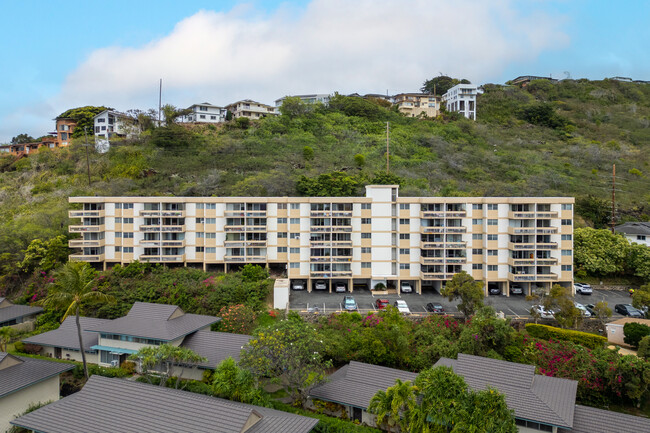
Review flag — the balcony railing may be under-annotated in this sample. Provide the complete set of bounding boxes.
[69,210,104,218]
[535,258,558,265]
[509,212,535,219]
[445,257,467,264]
[536,242,558,249]
[331,226,353,232]
[420,211,445,218]
[446,227,466,233]
[508,258,536,266]
[422,242,445,249]
[309,211,352,217]
[69,225,103,233]
[509,242,536,250]
[421,257,444,264]
[224,225,245,232]
[332,241,353,247]
[536,273,558,280]
[536,212,558,218]
[536,228,558,234]
[446,242,467,248]
[508,272,536,281]
[421,227,444,234]
[421,272,447,280]
[140,211,185,217]
[224,256,266,262]
[68,240,102,247]
[331,256,352,262]
[69,254,104,262]
[446,211,466,217]
[310,271,353,277]
[508,227,535,235]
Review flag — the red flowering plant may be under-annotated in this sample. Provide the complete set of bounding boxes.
[217,304,257,334]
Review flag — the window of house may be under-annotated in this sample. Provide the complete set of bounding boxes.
[562,250,572,256]
[399,248,410,255]
[290,203,300,210]
[278,247,287,253]
[115,246,121,252]
[196,232,204,238]
[399,218,410,225]
[199,106,208,111]
[361,203,371,210]
[561,234,572,241]
[472,234,483,240]
[361,218,371,224]
[199,115,205,119]
[123,203,134,209]
[206,233,216,239]
[399,263,410,270]
[196,247,205,253]
[123,218,133,224]
[290,233,300,239]
[487,234,498,241]
[638,235,646,241]
[472,204,483,210]
[361,233,371,239]
[487,219,498,225]
[196,218,204,224]
[399,233,410,240]
[206,247,216,254]
[472,249,483,255]
[472,264,483,270]
[277,203,287,209]
[472,219,483,225]
[561,204,572,210]
[206,218,216,224]
[399,204,410,210]
[562,219,572,226]
[488,204,498,210]
[206,203,216,210]
[289,262,299,268]
[361,247,371,254]
[290,218,300,224]
[562,265,572,272]
[290,248,300,254]
[277,218,287,224]
[278,232,287,238]
[210,116,217,120]
[361,262,371,268]
[123,247,133,253]
[487,265,498,272]
[115,232,122,238]
[123,232,133,239]
[487,249,497,256]
[196,203,204,209]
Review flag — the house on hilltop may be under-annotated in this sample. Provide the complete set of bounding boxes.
[393,93,440,118]
[442,83,478,120]
[93,109,135,153]
[225,99,277,120]
[615,221,650,247]
[181,103,227,123]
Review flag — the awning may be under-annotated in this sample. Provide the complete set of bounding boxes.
[90,345,138,355]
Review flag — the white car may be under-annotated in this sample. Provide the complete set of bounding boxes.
[400,282,413,293]
[574,302,592,317]
[394,300,411,314]
[531,305,554,319]
[573,283,593,295]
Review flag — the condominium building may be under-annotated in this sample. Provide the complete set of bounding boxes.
[68,185,574,296]
[442,84,478,120]
[225,99,277,120]
[393,93,440,118]
[181,103,227,123]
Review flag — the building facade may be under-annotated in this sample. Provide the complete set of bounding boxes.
[0,136,58,157]
[393,93,440,118]
[68,186,574,296]
[442,84,478,120]
[275,94,331,109]
[614,222,650,247]
[225,99,277,120]
[181,103,227,123]
[54,117,76,147]
[93,110,135,153]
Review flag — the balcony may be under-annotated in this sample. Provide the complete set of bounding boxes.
[310,271,353,278]
[536,228,558,234]
[508,258,536,266]
[246,225,267,232]
[446,227,466,233]
[421,227,444,234]
[331,256,352,262]
[508,227,535,235]
[224,240,267,247]
[69,254,104,262]
[445,257,467,264]
[140,255,184,262]
[420,211,445,218]
[536,273,558,280]
[535,258,558,265]
[446,242,467,248]
[69,225,103,233]
[536,212,558,218]
[68,239,103,248]
[331,210,353,217]
[332,240,353,247]
[446,211,466,217]
[140,210,185,217]
[310,226,330,232]
[225,255,266,262]
[509,212,535,219]
[421,272,447,280]
[509,242,536,250]
[224,225,245,232]
[310,240,329,247]
[69,210,104,218]
[309,211,352,217]
[310,257,331,262]
[508,272,537,282]
[422,242,445,249]
[421,257,444,264]
[331,225,352,233]
[162,225,185,232]
[536,242,558,250]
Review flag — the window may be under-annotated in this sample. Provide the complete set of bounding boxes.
[210,116,217,120]
[123,247,133,253]
[196,218,204,224]
[123,203,134,209]
[115,246,121,252]
[472,264,483,270]
[123,232,133,239]
[206,233,216,239]
[199,106,208,111]
[115,217,122,223]
[561,234,572,241]
[361,218,371,224]
[487,265,498,272]
[115,232,122,238]
[561,204,572,210]
[290,233,300,239]
[277,232,287,238]
[487,249,497,256]
[472,249,482,255]
[97,118,105,123]
[196,247,204,253]
[361,233,371,239]
[206,247,216,254]
[206,218,216,224]
[472,234,483,240]
[290,218,300,224]
[290,248,300,254]
[122,218,133,224]
[361,262,371,268]
[361,247,371,254]
[205,203,216,210]
[400,263,410,270]
[638,235,646,241]
[562,249,572,256]
[277,203,287,209]
[199,115,205,119]
[472,204,483,210]
[278,247,287,253]
[399,204,410,210]
[487,234,498,241]
[399,218,410,225]
[399,233,410,240]
[487,219,498,226]
[472,219,483,225]
[290,203,300,210]
[196,232,204,238]
[562,219,572,226]
[361,203,371,210]
[399,248,410,255]
[562,265,572,272]
[289,263,299,269]
[277,218,287,224]
[487,204,498,210]
[115,203,122,209]
[196,203,204,209]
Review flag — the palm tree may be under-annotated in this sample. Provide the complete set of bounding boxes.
[40,262,114,379]
[369,378,416,432]
[0,326,15,352]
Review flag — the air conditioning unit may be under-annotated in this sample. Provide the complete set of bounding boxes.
[110,360,119,367]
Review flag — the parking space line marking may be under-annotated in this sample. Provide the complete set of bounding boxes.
[507,307,520,318]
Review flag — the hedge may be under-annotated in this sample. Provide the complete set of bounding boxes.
[525,324,607,349]
[623,322,650,348]
[271,402,382,433]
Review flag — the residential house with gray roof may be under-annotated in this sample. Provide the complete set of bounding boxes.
[0,297,43,327]
[615,221,650,247]
[0,352,74,432]
[11,375,319,433]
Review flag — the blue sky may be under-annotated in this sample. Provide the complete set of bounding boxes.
[0,0,648,143]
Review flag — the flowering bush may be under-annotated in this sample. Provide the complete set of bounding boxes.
[218,304,257,334]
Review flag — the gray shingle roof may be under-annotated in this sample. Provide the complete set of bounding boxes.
[435,354,577,428]
[0,303,43,325]
[84,302,219,341]
[23,316,111,352]
[11,375,319,433]
[310,361,418,409]
[558,404,650,433]
[615,222,650,236]
[180,331,251,368]
[0,352,74,398]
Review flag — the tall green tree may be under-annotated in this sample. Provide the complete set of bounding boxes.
[130,344,206,389]
[543,284,581,329]
[421,75,470,96]
[632,283,650,318]
[0,326,15,351]
[40,262,114,379]
[19,235,70,274]
[368,378,417,433]
[10,133,35,144]
[212,357,269,406]
[440,271,484,321]
[574,228,629,277]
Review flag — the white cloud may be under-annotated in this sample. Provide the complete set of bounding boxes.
[1,0,568,141]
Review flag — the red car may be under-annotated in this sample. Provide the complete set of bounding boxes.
[375,298,389,310]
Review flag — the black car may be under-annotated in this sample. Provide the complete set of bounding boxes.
[488,287,502,295]
[425,302,444,313]
[585,304,597,316]
[614,304,643,318]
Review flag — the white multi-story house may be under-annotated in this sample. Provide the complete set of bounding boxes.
[274,94,331,110]
[615,222,650,247]
[67,185,574,297]
[181,103,227,123]
[225,99,277,120]
[93,110,133,153]
[442,84,479,120]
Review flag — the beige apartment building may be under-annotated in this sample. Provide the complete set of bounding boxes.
[393,93,440,118]
[68,185,574,296]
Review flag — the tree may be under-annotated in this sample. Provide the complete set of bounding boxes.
[421,75,470,96]
[19,235,70,274]
[217,304,257,334]
[57,106,111,138]
[296,172,360,197]
[240,314,332,406]
[212,357,269,406]
[574,228,629,277]
[129,344,206,389]
[279,96,314,119]
[592,300,613,327]
[638,336,650,359]
[161,104,192,125]
[440,271,484,320]
[576,196,612,229]
[11,134,35,144]
[0,326,15,351]
[628,243,650,282]
[303,146,314,161]
[40,262,114,379]
[632,283,650,318]
[623,322,650,348]
[543,284,580,329]
[368,378,417,433]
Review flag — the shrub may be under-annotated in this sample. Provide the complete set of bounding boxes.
[623,322,650,348]
[120,360,137,375]
[217,304,257,334]
[638,336,650,359]
[13,341,25,353]
[525,323,607,349]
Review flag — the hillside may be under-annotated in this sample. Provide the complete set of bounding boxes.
[0,79,649,260]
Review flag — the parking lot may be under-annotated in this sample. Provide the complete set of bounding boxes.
[289,288,634,318]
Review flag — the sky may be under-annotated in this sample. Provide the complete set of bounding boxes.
[0,0,648,143]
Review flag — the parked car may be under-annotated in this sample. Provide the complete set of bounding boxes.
[291,281,305,291]
[585,304,597,316]
[401,282,413,293]
[425,302,444,313]
[375,298,389,310]
[510,284,524,295]
[574,302,592,317]
[574,283,593,295]
[314,280,327,291]
[531,305,554,319]
[334,282,347,293]
[343,296,357,311]
[394,300,411,314]
[614,304,643,318]
[488,286,502,295]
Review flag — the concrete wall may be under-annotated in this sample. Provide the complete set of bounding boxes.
[606,323,625,346]
[39,346,96,364]
[0,375,60,432]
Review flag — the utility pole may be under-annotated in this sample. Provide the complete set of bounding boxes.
[386,121,390,173]
[158,78,162,125]
[611,164,616,233]
[83,127,91,186]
